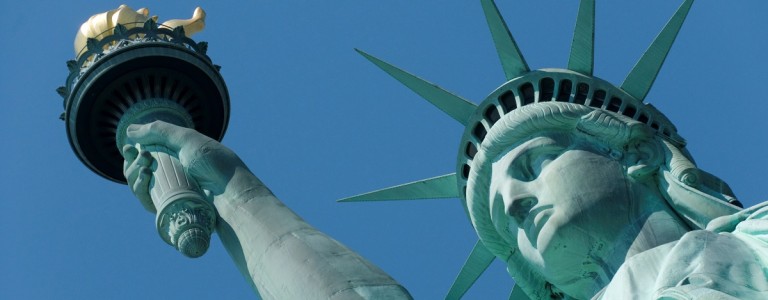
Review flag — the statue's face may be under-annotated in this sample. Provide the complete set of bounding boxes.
[489,132,633,291]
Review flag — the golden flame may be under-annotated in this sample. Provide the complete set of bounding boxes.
[74,4,206,58]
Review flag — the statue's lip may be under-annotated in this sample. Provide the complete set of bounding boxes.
[522,205,552,248]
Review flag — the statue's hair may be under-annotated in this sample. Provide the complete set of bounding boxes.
[466,102,738,299]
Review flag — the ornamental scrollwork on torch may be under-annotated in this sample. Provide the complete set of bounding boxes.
[157,199,217,258]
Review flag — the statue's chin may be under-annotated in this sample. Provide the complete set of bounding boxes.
[529,231,613,299]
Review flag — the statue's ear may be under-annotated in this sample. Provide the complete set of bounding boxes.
[625,137,663,179]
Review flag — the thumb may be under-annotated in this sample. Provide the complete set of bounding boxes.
[125,121,191,153]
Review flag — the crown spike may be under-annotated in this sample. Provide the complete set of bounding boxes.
[445,240,495,299]
[567,0,595,75]
[480,0,530,80]
[337,173,458,202]
[621,0,694,101]
[355,49,477,126]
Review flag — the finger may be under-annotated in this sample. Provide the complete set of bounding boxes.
[121,144,138,163]
[126,121,211,153]
[135,149,152,167]
[124,150,152,185]
[133,167,151,198]
[133,167,155,212]
[122,145,138,180]
[126,122,183,152]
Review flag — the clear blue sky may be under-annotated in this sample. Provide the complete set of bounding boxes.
[1,1,767,299]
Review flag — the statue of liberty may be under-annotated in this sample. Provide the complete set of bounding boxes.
[66,0,768,299]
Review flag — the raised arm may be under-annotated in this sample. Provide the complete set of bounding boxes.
[122,121,412,300]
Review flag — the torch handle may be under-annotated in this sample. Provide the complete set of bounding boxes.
[142,144,204,207]
[136,143,217,258]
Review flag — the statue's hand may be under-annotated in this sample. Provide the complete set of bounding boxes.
[121,120,253,208]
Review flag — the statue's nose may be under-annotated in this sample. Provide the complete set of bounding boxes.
[500,178,538,227]
[505,194,538,228]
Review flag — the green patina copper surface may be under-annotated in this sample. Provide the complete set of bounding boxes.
[355,49,477,126]
[339,174,458,202]
[446,240,495,299]
[567,0,594,76]
[344,0,767,299]
[480,0,529,80]
[64,1,768,300]
[621,0,694,101]
[64,5,412,300]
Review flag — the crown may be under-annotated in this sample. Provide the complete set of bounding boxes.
[340,0,695,298]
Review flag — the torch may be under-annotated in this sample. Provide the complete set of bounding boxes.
[58,7,229,258]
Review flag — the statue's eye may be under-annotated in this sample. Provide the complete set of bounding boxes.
[530,153,556,177]
[515,147,562,181]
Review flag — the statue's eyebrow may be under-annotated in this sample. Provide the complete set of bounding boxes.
[505,136,562,166]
